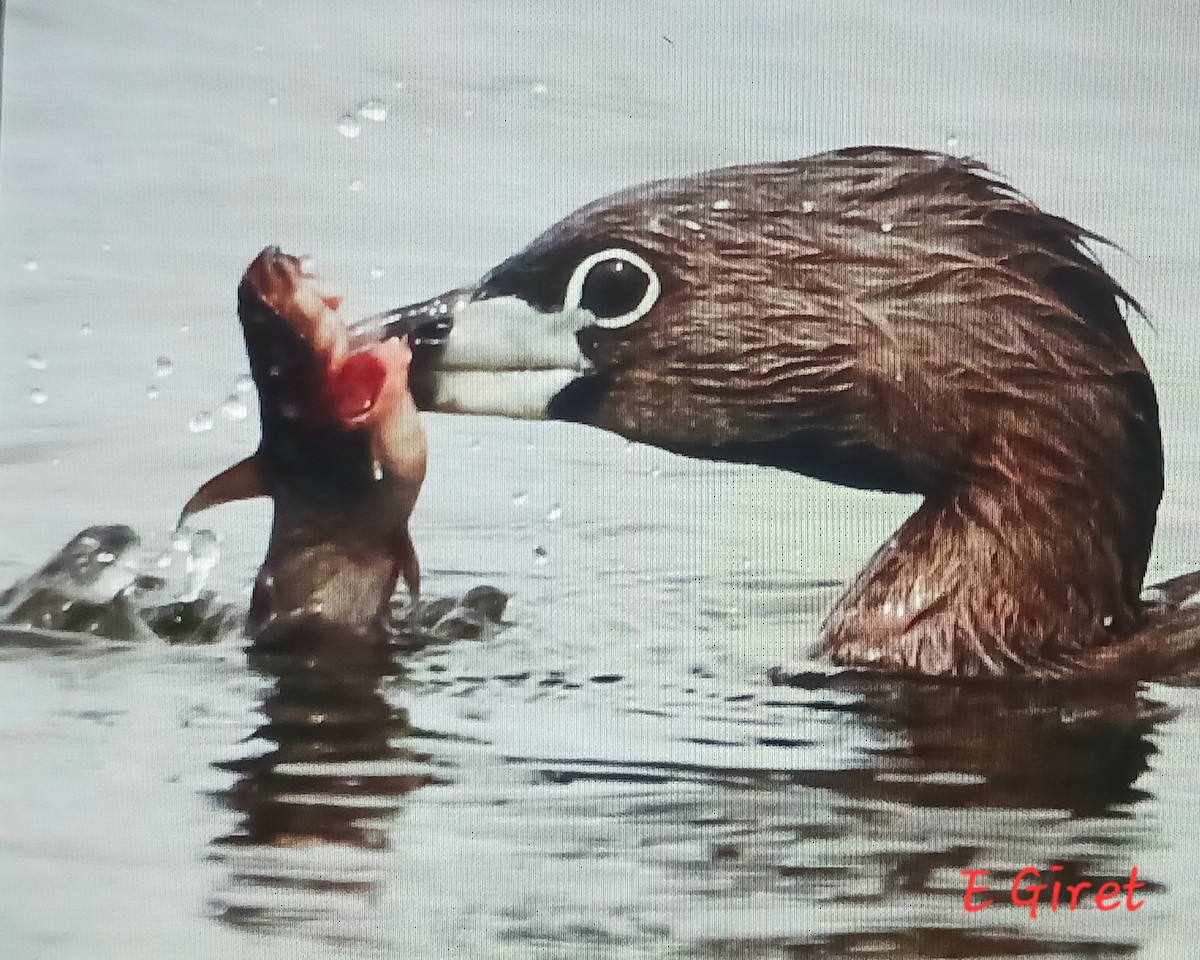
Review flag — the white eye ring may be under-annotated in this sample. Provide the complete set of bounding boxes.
[562,248,660,329]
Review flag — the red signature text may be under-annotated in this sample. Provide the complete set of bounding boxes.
[961,866,1146,918]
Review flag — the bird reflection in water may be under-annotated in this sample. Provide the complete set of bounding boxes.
[758,671,1168,959]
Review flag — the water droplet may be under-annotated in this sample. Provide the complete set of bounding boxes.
[178,324,190,334]
[532,82,548,96]
[26,353,46,370]
[370,266,384,279]
[394,80,407,90]
[29,388,47,405]
[267,95,279,106]
[533,546,549,564]
[880,222,894,234]
[651,468,662,479]
[682,219,703,232]
[146,385,160,400]
[348,179,363,192]
[712,199,732,211]
[254,44,265,53]
[79,321,92,337]
[220,394,248,421]
[155,356,174,378]
[297,256,316,276]
[946,133,960,151]
[235,374,253,394]
[801,200,816,214]
[512,491,528,506]
[546,504,563,521]
[357,99,387,122]
[99,243,111,252]
[188,411,214,434]
[337,114,362,138]
[372,459,384,481]
[23,258,38,272]
[96,551,115,564]
[469,438,481,451]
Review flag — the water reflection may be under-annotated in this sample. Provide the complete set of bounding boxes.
[210,622,442,937]
[197,618,1171,956]
[737,674,1168,958]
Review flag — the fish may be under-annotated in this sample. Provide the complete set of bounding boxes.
[180,247,427,641]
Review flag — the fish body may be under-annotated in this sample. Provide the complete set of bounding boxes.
[183,248,426,640]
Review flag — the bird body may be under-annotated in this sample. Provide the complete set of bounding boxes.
[371,147,1200,681]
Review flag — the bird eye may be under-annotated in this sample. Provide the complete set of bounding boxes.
[563,249,660,328]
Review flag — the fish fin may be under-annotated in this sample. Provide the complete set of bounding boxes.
[178,456,265,528]
[396,529,420,602]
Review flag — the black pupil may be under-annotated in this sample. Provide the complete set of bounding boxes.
[579,259,650,319]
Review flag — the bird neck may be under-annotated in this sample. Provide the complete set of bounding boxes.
[816,425,1160,678]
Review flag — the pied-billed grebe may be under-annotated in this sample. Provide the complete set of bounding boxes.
[363,147,1199,681]
[181,247,427,640]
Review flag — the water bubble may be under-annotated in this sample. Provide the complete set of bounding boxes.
[155,356,174,378]
[95,551,115,564]
[146,385,160,400]
[880,222,894,234]
[801,200,816,214]
[267,95,279,106]
[348,179,363,192]
[234,374,253,394]
[469,438,481,451]
[532,82,548,96]
[370,266,384,279]
[512,491,528,506]
[79,321,92,337]
[99,243,112,252]
[372,459,384,481]
[23,258,38,272]
[29,388,47,405]
[682,219,703,233]
[357,99,387,122]
[712,199,732,211]
[651,468,662,479]
[337,114,362,138]
[26,353,46,370]
[394,80,407,90]
[190,529,219,564]
[220,394,248,421]
[946,133,960,151]
[533,545,549,564]
[178,324,190,334]
[188,411,214,434]
[546,504,563,521]
[254,44,265,53]
[297,256,315,276]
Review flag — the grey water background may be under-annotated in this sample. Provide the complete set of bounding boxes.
[3,1,1200,957]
